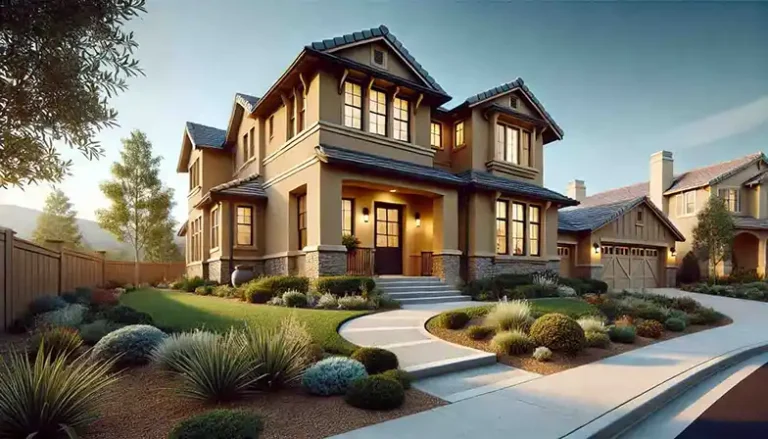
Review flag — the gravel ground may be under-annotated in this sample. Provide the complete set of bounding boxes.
[85,366,445,439]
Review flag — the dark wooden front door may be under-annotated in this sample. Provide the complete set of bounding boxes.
[374,202,403,275]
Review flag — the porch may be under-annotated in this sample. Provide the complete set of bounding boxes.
[727,230,768,277]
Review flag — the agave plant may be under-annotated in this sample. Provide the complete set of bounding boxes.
[0,348,117,438]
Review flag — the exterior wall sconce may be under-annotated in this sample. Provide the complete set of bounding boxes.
[670,246,676,257]
[415,212,421,227]
[362,207,370,223]
[592,243,600,254]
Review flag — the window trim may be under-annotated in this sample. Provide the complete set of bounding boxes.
[210,206,220,250]
[268,115,274,139]
[343,81,363,130]
[511,202,526,256]
[248,127,255,160]
[297,194,307,250]
[529,205,541,257]
[496,200,508,255]
[454,121,465,149]
[676,190,697,216]
[368,88,387,136]
[430,121,442,149]
[342,198,355,236]
[236,205,253,247]
[718,188,740,213]
[393,97,410,142]
[189,158,200,191]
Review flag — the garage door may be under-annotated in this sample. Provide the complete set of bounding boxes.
[601,245,661,291]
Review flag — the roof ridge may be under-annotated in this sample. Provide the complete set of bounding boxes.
[674,152,763,178]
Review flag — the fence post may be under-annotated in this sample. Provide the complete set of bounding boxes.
[96,251,107,287]
[2,228,15,330]
[45,240,65,294]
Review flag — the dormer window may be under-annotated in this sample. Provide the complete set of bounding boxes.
[372,47,387,68]
[495,123,531,167]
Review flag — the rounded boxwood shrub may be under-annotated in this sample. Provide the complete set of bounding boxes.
[302,357,368,396]
[436,311,470,330]
[664,317,686,332]
[194,285,213,296]
[104,305,153,325]
[168,409,263,439]
[671,296,700,312]
[636,320,664,338]
[344,375,405,410]
[243,282,273,304]
[351,347,399,374]
[490,330,534,355]
[689,307,722,325]
[608,325,636,344]
[466,325,495,340]
[379,369,412,390]
[92,324,166,365]
[529,313,586,354]
[584,330,611,348]
[282,290,308,308]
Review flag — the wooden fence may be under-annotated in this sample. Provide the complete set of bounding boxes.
[1,227,185,330]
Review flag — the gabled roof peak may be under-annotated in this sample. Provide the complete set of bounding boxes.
[185,122,226,149]
[235,93,260,114]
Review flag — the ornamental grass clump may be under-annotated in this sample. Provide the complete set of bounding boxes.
[151,329,220,372]
[27,327,83,360]
[0,348,117,438]
[302,357,368,396]
[529,313,586,354]
[337,295,370,310]
[490,330,535,355]
[466,325,495,340]
[532,346,552,362]
[484,300,532,331]
[577,316,607,334]
[282,290,308,308]
[316,293,339,309]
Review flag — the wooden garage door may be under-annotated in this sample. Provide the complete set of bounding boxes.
[601,245,661,291]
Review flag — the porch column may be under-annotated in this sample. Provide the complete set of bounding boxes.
[432,191,461,285]
[304,166,346,278]
[759,238,767,278]
[466,191,496,280]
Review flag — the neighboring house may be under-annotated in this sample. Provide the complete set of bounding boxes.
[560,150,768,288]
[176,25,577,285]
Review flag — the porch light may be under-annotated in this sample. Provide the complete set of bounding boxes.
[415,212,421,227]
[390,189,397,193]
[670,246,676,257]
[592,243,600,254]
[362,207,370,223]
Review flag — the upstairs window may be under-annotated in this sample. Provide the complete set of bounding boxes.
[393,97,409,142]
[495,123,531,167]
[454,121,465,148]
[369,89,387,136]
[430,122,442,149]
[189,159,200,189]
[511,202,526,256]
[236,206,253,246]
[676,191,696,216]
[248,127,255,159]
[520,129,531,167]
[718,188,740,212]
[343,82,362,129]
[372,47,387,68]
[268,115,274,139]
[288,95,296,139]
[496,200,508,254]
[242,132,250,162]
[510,96,518,108]
[297,90,305,132]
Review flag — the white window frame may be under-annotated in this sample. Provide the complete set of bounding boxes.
[676,191,697,216]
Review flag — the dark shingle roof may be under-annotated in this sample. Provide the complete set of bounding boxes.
[579,182,650,208]
[235,93,260,114]
[185,122,226,149]
[733,215,768,231]
[460,170,578,206]
[316,145,465,186]
[307,25,446,94]
[210,174,267,198]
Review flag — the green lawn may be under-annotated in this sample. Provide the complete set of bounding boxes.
[120,289,367,355]
[446,298,600,320]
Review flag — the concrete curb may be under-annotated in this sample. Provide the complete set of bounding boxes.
[562,339,768,439]
[405,352,497,379]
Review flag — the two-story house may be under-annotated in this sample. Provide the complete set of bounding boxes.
[559,151,768,288]
[176,25,577,285]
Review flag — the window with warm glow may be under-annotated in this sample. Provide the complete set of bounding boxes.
[298,195,307,249]
[529,205,540,257]
[369,89,387,135]
[393,97,409,141]
[430,122,442,149]
[511,202,525,255]
[454,121,465,148]
[718,188,740,212]
[236,206,253,246]
[268,115,274,138]
[343,82,362,129]
[210,207,220,249]
[495,124,519,164]
[496,200,508,254]
[342,198,354,236]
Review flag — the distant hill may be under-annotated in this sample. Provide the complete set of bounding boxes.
[0,204,184,259]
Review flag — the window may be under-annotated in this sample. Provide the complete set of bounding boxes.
[375,207,400,247]
[637,210,644,223]
[454,121,465,148]
[248,127,255,160]
[289,95,296,139]
[242,132,250,162]
[495,124,519,164]
[342,198,354,236]
[369,89,387,135]
[557,246,570,257]
[496,200,508,254]
[344,82,362,129]
[236,206,253,246]
[372,48,386,68]
[189,159,200,189]
[520,129,531,167]
[529,205,540,257]
[190,217,202,261]
[676,191,696,216]
[210,207,220,249]
[430,122,442,149]
[268,115,274,139]
[393,97,409,141]
[718,188,740,212]
[297,194,307,250]
[511,202,525,255]
[297,91,305,132]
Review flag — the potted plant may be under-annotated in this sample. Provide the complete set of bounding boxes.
[342,234,361,252]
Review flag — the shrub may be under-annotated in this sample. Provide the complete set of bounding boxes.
[597,298,621,320]
[369,291,401,310]
[314,276,375,296]
[194,285,213,296]
[345,375,405,410]
[689,307,723,325]
[303,357,368,396]
[608,325,636,343]
[677,251,702,284]
[484,300,531,331]
[79,319,124,345]
[28,327,83,359]
[514,284,559,299]
[490,330,535,355]
[28,295,67,315]
[436,311,470,330]
[585,330,611,348]
[532,346,552,362]
[464,274,531,300]
[342,234,361,251]
[92,324,167,366]
[213,285,236,298]
[379,369,412,390]
[577,316,607,334]
[104,305,153,325]
[337,295,371,310]
[671,296,700,313]
[266,296,284,306]
[466,325,495,340]
[151,330,220,372]
[582,278,609,294]
[243,282,274,304]
[90,288,119,306]
[35,304,87,329]
[665,317,686,332]
[636,320,664,338]
[61,291,83,305]
[168,409,263,439]
[171,278,186,290]
[351,347,399,374]
[557,285,578,297]
[254,275,310,294]
[183,276,206,293]
[316,293,339,309]
[0,347,117,438]
[529,313,586,354]
[282,290,308,308]
[558,278,590,295]
[667,309,690,324]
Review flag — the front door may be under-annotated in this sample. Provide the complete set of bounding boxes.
[374,202,403,275]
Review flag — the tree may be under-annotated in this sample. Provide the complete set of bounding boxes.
[1,0,146,189]
[32,189,83,247]
[692,195,736,278]
[144,219,183,262]
[96,130,175,283]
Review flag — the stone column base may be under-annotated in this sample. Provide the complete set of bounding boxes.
[433,254,461,286]
[494,259,548,275]
[264,257,289,276]
[467,256,494,280]
[304,250,346,278]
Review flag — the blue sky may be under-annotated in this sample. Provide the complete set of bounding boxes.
[1,0,766,223]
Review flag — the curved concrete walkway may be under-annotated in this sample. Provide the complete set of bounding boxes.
[333,289,768,439]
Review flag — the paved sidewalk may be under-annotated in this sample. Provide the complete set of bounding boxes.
[332,289,768,439]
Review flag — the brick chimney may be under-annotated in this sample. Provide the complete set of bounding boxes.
[650,151,673,214]
[567,179,586,203]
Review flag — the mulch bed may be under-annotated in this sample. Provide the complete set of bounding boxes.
[429,316,732,375]
[84,366,444,439]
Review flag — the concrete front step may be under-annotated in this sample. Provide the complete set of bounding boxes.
[387,290,464,299]
[397,295,472,305]
[381,284,456,291]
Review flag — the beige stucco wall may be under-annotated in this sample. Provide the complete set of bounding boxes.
[335,42,421,84]
[667,186,710,263]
